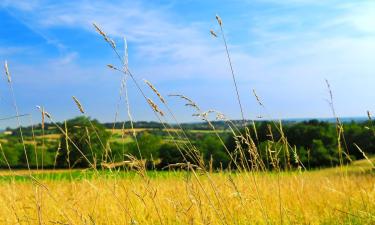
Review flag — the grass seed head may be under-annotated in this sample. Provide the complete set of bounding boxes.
[124,36,129,70]
[147,98,164,116]
[37,105,50,120]
[36,105,45,130]
[93,22,106,37]
[44,111,51,119]
[252,89,263,106]
[72,96,85,114]
[93,22,116,48]
[367,110,372,120]
[144,79,165,103]
[110,39,116,48]
[169,94,200,111]
[107,64,118,70]
[4,61,11,83]
[216,14,223,26]
[210,30,218,38]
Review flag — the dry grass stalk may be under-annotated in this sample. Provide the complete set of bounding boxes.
[162,163,201,170]
[92,23,116,49]
[213,15,246,126]
[4,60,11,83]
[172,95,244,171]
[366,110,375,136]
[169,94,201,111]
[92,25,204,176]
[93,23,106,37]
[44,111,51,119]
[210,30,217,38]
[325,79,352,165]
[107,64,117,70]
[147,98,164,116]
[252,89,264,107]
[144,79,165,103]
[3,60,31,172]
[72,96,85,114]
[353,143,374,169]
[36,105,45,130]
[123,36,129,70]
[101,160,140,169]
[215,15,222,26]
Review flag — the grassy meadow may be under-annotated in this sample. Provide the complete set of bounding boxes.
[0,162,373,224]
[0,16,374,225]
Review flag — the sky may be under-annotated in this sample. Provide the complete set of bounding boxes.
[0,0,374,127]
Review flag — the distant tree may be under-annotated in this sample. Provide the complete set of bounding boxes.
[0,143,21,168]
[199,135,229,169]
[56,116,110,168]
[110,142,129,162]
[158,143,185,169]
[309,139,336,167]
[344,122,375,160]
[128,132,162,161]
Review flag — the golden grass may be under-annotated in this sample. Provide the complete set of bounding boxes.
[0,169,373,224]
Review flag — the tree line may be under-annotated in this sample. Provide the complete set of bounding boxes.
[0,117,373,170]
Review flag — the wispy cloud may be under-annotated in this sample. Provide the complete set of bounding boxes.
[0,0,41,11]
[2,1,210,59]
[0,0,374,122]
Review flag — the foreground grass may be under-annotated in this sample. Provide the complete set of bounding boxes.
[0,165,373,224]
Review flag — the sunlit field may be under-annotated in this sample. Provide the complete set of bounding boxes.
[0,161,373,225]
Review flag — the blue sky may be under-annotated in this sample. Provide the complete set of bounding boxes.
[0,0,374,127]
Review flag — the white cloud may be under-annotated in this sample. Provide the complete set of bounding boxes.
[1,0,374,120]
[3,1,208,58]
[0,0,41,11]
[1,0,243,78]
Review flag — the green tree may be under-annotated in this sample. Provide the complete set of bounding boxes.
[56,117,110,168]
[199,135,229,169]
[128,132,162,161]
[158,143,185,169]
[310,139,335,167]
[0,143,21,168]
